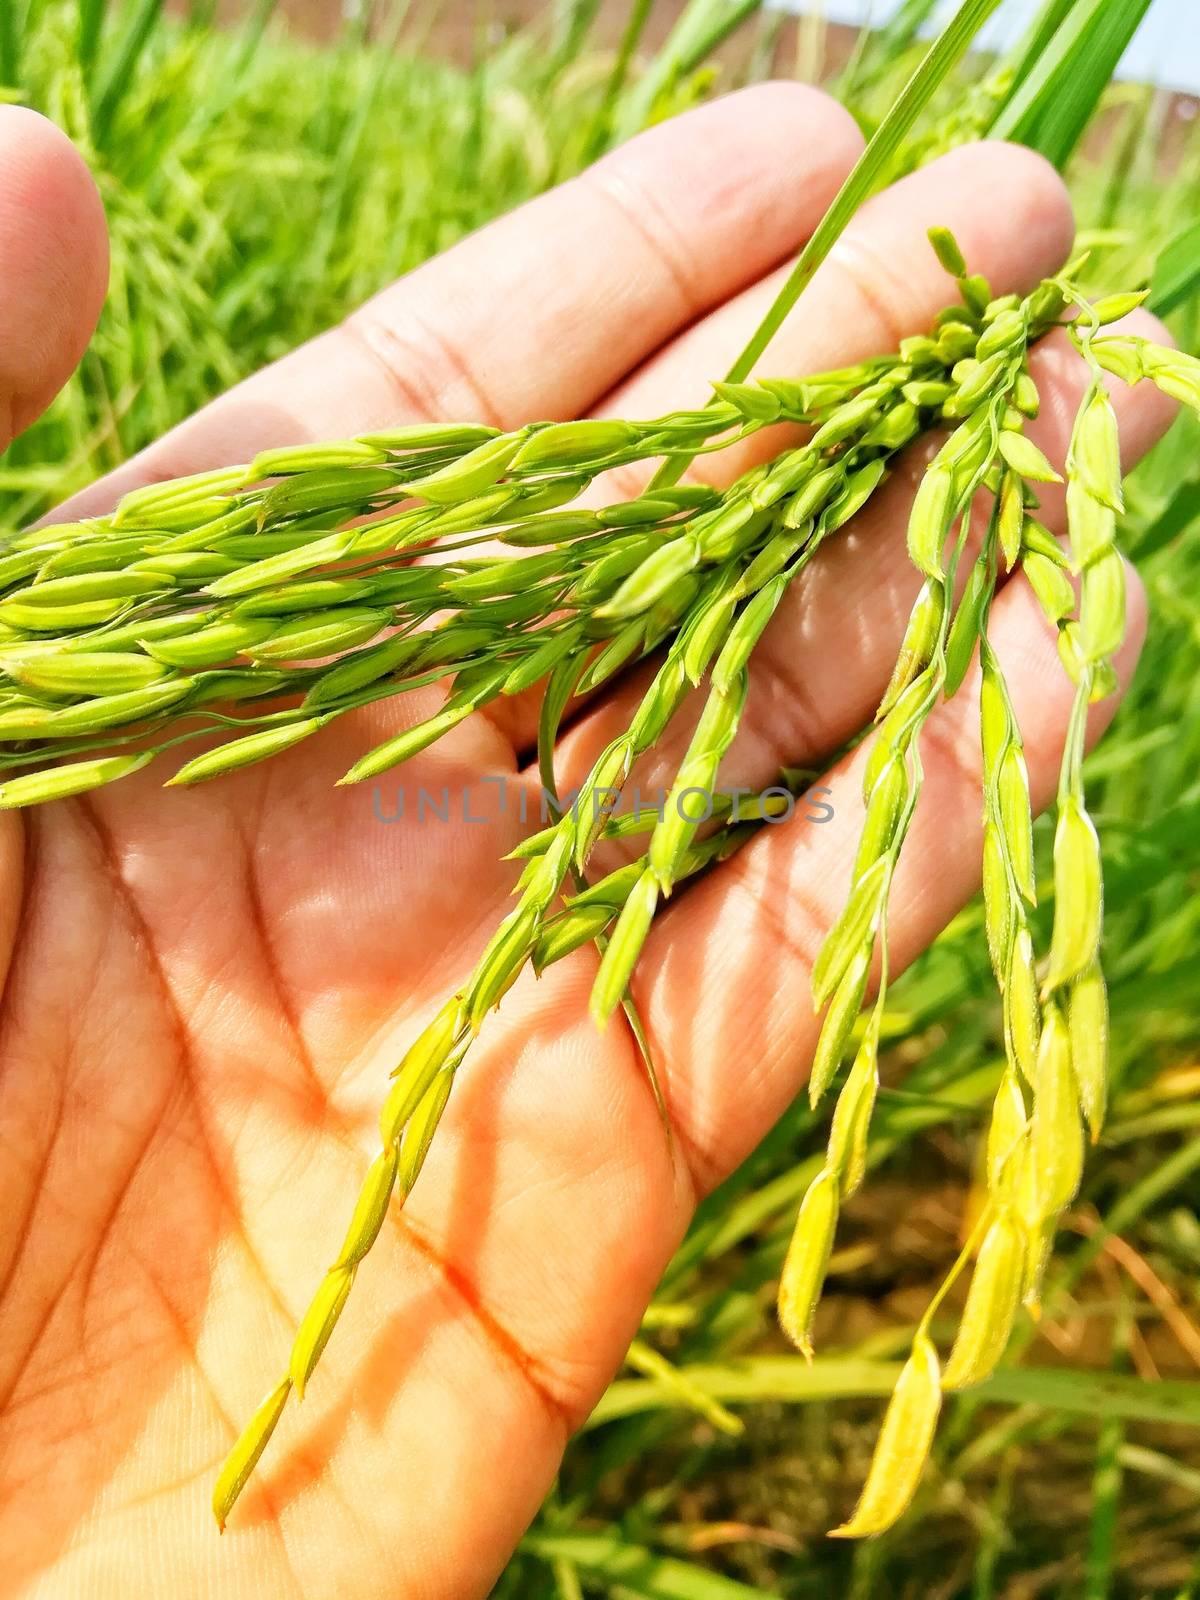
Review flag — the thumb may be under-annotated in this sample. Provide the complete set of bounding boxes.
[0,105,108,451]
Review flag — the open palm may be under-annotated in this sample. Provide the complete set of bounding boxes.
[0,93,1173,1598]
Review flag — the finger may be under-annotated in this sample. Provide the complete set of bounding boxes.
[0,107,107,449]
[58,83,863,518]
[632,550,1148,1192]
[548,308,1176,826]
[595,140,1076,494]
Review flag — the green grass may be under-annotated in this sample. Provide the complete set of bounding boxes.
[5,1,1200,1593]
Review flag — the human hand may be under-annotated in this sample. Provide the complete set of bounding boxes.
[0,88,1175,1598]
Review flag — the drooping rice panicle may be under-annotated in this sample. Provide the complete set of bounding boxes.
[206,258,1042,1520]
[778,246,1046,1364]
[774,248,1133,1532]
[797,303,1200,1541]
[0,236,1174,1534]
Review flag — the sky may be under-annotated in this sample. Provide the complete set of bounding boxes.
[772,0,1200,94]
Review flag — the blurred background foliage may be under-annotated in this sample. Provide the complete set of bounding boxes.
[3,1,1200,1593]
